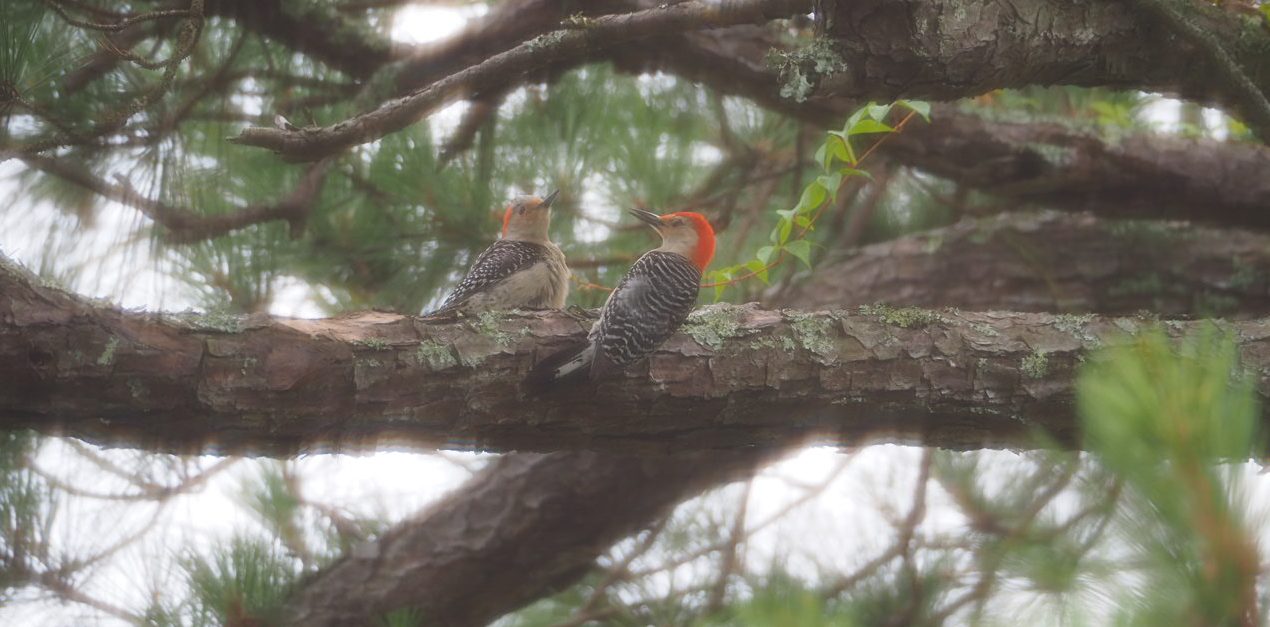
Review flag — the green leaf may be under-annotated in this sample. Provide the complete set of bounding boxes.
[745,259,771,284]
[777,218,793,244]
[794,181,827,215]
[794,215,813,228]
[816,173,843,199]
[866,102,892,121]
[814,142,829,170]
[756,245,776,264]
[786,239,812,268]
[896,99,932,121]
[847,119,894,136]
[839,167,874,181]
[822,134,852,169]
[842,107,867,134]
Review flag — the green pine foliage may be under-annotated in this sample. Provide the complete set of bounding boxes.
[1079,329,1262,625]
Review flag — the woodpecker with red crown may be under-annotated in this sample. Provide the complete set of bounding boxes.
[428,191,568,317]
[527,208,716,387]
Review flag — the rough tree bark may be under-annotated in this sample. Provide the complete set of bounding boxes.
[818,0,1270,137]
[4,255,1269,457]
[784,211,1270,317]
[283,449,772,626]
[228,0,1270,159]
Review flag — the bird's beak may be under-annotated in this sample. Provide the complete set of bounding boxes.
[541,189,560,209]
[628,208,664,230]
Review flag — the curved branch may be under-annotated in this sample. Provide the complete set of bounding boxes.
[227,0,812,159]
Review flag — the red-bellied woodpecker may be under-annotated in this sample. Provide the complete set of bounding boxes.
[429,191,569,316]
[527,208,716,387]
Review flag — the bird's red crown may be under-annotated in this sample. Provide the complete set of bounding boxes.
[662,211,716,271]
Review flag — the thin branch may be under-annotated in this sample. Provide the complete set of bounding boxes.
[21,155,331,243]
[229,0,812,160]
[552,518,671,627]
[705,479,752,612]
[42,0,193,33]
[630,456,852,578]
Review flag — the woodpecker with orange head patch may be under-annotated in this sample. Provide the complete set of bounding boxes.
[429,191,568,316]
[528,208,715,387]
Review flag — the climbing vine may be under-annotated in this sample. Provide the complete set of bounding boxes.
[702,100,930,298]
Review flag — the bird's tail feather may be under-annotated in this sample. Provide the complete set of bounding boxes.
[524,341,593,394]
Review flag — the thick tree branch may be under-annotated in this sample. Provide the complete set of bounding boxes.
[817,0,1270,139]
[647,31,1270,230]
[203,0,397,79]
[3,256,1269,456]
[20,155,330,242]
[785,211,1270,317]
[283,449,773,626]
[882,109,1270,230]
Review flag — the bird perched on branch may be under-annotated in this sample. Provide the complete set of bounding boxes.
[427,191,568,317]
[527,208,715,388]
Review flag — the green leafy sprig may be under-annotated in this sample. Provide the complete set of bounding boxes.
[702,100,930,299]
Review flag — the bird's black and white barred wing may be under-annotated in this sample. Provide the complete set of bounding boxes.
[430,240,549,315]
[590,251,701,376]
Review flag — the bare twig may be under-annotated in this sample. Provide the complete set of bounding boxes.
[42,0,193,33]
[229,0,812,160]
[21,155,332,242]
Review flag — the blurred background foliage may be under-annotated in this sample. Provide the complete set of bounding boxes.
[1,0,1268,625]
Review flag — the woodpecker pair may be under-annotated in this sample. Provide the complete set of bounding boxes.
[429,191,716,387]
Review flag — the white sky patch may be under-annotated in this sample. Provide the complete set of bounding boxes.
[391,4,488,45]
[268,276,327,319]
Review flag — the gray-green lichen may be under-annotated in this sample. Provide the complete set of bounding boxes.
[414,340,458,370]
[788,312,835,357]
[563,12,593,28]
[749,335,797,351]
[683,306,746,350]
[858,304,944,329]
[526,31,567,51]
[767,38,846,102]
[1021,350,1049,379]
[356,338,390,350]
[968,322,1000,338]
[470,311,517,347]
[184,310,244,333]
[97,336,119,366]
[1054,313,1100,346]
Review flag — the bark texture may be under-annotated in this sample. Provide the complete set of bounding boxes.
[786,212,1270,317]
[228,0,1270,159]
[4,255,1270,456]
[284,449,771,626]
[883,110,1270,231]
[819,0,1270,136]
